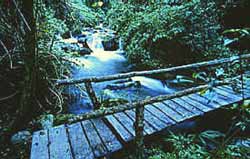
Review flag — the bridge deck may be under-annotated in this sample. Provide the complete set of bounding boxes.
[30,85,250,159]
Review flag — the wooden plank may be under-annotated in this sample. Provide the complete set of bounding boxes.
[153,102,184,122]
[30,130,49,159]
[91,119,122,153]
[105,115,133,142]
[172,98,204,115]
[181,95,213,112]
[81,120,107,158]
[189,89,227,106]
[220,85,242,95]
[221,85,249,98]
[214,87,242,102]
[49,125,73,159]
[145,105,174,126]
[142,107,167,131]
[212,90,236,105]
[113,112,135,136]
[202,90,229,106]
[67,122,94,159]
[163,100,194,119]
[188,93,221,108]
[125,110,155,135]
[217,86,243,98]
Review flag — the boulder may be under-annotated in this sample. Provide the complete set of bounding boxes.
[79,47,92,55]
[77,37,92,49]
[11,131,31,145]
[61,31,72,39]
[102,38,119,51]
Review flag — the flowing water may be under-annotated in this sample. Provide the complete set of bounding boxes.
[65,27,177,114]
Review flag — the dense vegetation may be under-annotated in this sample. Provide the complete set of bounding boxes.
[0,0,250,158]
[106,0,250,69]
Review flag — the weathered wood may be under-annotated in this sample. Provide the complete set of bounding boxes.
[207,91,233,106]
[81,120,107,158]
[172,98,204,115]
[182,95,213,112]
[135,104,145,159]
[143,107,167,131]
[56,54,250,85]
[213,88,238,103]
[219,85,242,96]
[125,110,155,135]
[145,105,175,126]
[30,130,49,159]
[189,94,221,108]
[90,119,122,153]
[31,84,250,159]
[153,102,183,122]
[67,122,94,159]
[163,100,194,119]
[85,82,100,110]
[67,83,226,124]
[214,87,242,102]
[222,85,250,98]
[114,112,135,136]
[105,115,133,142]
[49,125,73,159]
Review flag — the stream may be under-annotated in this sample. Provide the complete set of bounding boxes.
[63,26,178,114]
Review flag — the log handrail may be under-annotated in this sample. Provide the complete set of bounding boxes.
[67,81,228,123]
[56,54,250,85]
[56,54,250,158]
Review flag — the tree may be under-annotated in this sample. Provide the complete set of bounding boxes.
[11,0,37,132]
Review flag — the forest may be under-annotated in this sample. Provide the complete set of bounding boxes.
[0,0,250,158]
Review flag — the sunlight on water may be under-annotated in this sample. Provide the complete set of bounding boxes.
[131,76,174,93]
[67,26,176,114]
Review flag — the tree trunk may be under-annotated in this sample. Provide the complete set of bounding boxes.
[12,0,37,132]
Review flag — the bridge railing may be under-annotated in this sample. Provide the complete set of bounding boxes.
[56,54,250,158]
[57,54,250,109]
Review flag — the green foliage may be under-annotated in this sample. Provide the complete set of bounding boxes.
[107,0,230,69]
[35,1,70,113]
[148,149,177,159]
[66,0,104,31]
[148,130,250,159]
[46,0,104,33]
[165,133,209,158]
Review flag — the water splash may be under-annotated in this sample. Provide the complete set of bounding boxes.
[131,76,174,94]
[67,27,176,114]
[87,32,104,52]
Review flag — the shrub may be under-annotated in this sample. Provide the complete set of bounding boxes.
[107,0,231,69]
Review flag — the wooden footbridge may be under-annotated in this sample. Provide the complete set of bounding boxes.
[30,54,250,159]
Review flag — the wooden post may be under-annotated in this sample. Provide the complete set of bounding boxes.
[85,82,100,110]
[135,104,145,159]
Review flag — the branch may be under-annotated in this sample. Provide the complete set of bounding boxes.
[0,91,19,102]
[12,0,31,31]
[0,39,13,68]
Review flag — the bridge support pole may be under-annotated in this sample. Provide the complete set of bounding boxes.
[85,82,100,110]
[135,104,145,159]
